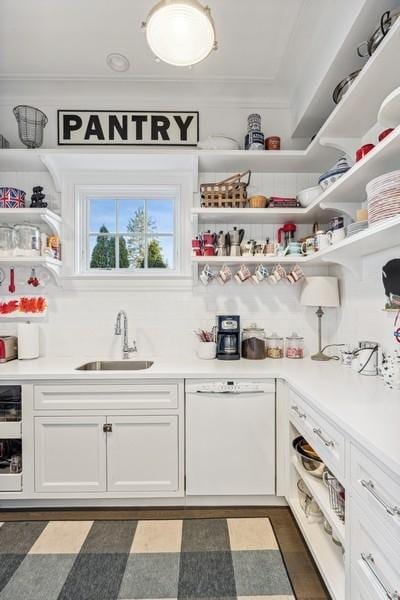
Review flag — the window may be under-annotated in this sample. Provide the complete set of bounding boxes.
[78,186,179,274]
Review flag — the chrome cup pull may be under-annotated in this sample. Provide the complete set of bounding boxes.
[360,479,400,517]
[312,427,334,447]
[361,553,399,599]
[291,405,306,418]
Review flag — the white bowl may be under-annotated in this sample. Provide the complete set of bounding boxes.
[296,185,322,207]
[197,135,240,150]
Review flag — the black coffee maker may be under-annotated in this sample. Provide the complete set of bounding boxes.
[216,315,240,360]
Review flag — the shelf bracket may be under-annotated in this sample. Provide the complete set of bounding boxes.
[321,252,362,280]
[40,212,62,238]
[319,136,361,158]
[39,154,62,193]
[320,201,361,221]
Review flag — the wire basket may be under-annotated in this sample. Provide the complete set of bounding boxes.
[324,471,345,522]
[13,105,48,149]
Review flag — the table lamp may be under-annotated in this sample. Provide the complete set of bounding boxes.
[300,276,340,361]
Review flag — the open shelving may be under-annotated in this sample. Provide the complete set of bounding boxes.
[0,208,61,237]
[288,497,345,600]
[291,456,345,546]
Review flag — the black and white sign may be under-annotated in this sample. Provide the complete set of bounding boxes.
[58,110,199,146]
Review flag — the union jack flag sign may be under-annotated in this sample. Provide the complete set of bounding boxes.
[0,187,26,208]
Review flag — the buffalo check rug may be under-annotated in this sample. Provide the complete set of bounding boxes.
[0,518,295,600]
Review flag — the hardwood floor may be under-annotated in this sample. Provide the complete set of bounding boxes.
[0,505,330,600]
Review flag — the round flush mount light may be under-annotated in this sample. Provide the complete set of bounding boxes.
[142,0,217,67]
[106,53,130,72]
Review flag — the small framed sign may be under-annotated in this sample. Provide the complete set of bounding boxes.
[58,110,199,146]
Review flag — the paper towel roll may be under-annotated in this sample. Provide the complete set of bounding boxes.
[17,322,40,360]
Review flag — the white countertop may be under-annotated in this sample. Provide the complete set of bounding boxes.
[1,355,400,478]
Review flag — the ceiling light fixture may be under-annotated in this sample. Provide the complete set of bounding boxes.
[106,53,130,72]
[142,0,217,67]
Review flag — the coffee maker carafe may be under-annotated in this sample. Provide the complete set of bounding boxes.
[216,315,240,360]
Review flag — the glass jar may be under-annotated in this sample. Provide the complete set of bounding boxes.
[266,332,284,359]
[242,324,266,360]
[14,224,40,256]
[286,332,304,359]
[0,225,16,257]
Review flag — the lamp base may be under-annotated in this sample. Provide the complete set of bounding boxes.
[311,351,332,361]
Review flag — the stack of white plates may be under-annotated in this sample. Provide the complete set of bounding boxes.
[366,170,400,225]
[347,220,368,236]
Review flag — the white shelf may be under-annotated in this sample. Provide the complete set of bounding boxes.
[291,455,345,546]
[192,216,400,275]
[289,497,345,600]
[191,205,338,225]
[315,18,400,140]
[0,208,61,237]
[0,256,62,284]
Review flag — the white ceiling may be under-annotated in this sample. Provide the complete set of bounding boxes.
[0,0,307,81]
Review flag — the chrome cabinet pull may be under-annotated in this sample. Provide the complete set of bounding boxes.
[360,479,400,517]
[312,427,334,447]
[361,553,399,599]
[291,405,306,418]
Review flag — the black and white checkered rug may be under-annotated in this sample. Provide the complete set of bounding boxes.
[0,518,295,599]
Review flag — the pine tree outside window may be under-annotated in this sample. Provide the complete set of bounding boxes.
[86,193,176,272]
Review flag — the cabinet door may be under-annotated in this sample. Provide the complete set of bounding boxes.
[35,416,106,493]
[107,416,179,493]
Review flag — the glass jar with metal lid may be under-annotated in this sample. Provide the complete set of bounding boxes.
[14,224,40,256]
[266,332,284,359]
[0,225,16,257]
[242,323,265,360]
[286,332,304,359]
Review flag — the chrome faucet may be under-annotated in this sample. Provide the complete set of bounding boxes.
[114,310,137,359]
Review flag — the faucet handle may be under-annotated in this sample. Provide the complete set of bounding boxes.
[131,340,138,353]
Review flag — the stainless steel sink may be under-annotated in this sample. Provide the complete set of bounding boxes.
[76,360,154,371]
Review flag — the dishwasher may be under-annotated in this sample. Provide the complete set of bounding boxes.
[185,379,275,496]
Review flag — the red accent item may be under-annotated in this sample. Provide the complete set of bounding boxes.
[378,128,394,142]
[203,246,216,257]
[0,339,5,360]
[356,143,375,161]
[8,268,15,294]
[277,223,297,244]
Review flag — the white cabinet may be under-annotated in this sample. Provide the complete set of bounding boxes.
[34,416,106,493]
[107,416,179,493]
[34,413,181,496]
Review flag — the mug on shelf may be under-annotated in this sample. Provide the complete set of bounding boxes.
[268,264,286,284]
[264,241,280,256]
[217,264,233,285]
[234,264,252,284]
[301,237,316,255]
[315,230,330,251]
[199,264,215,286]
[328,228,346,245]
[286,241,302,255]
[287,264,304,284]
[251,264,269,284]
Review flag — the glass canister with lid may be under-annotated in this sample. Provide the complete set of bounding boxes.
[266,332,284,359]
[14,223,40,256]
[242,323,266,360]
[286,332,304,359]
[0,225,16,257]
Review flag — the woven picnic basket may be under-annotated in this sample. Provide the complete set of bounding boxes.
[200,170,251,208]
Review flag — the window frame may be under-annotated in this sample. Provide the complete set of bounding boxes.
[76,184,182,277]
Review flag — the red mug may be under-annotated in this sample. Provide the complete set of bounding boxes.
[378,128,394,142]
[356,143,375,161]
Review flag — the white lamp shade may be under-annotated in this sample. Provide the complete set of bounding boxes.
[300,276,340,307]
[145,0,216,67]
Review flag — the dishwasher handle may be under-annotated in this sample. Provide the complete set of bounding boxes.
[193,390,268,395]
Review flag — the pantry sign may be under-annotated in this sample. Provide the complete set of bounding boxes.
[57,110,199,146]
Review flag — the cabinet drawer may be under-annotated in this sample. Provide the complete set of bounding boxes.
[290,389,345,480]
[0,473,22,492]
[351,443,400,544]
[351,497,400,600]
[34,384,178,411]
[351,571,381,600]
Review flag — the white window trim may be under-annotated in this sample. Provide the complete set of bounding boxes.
[76,184,181,277]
